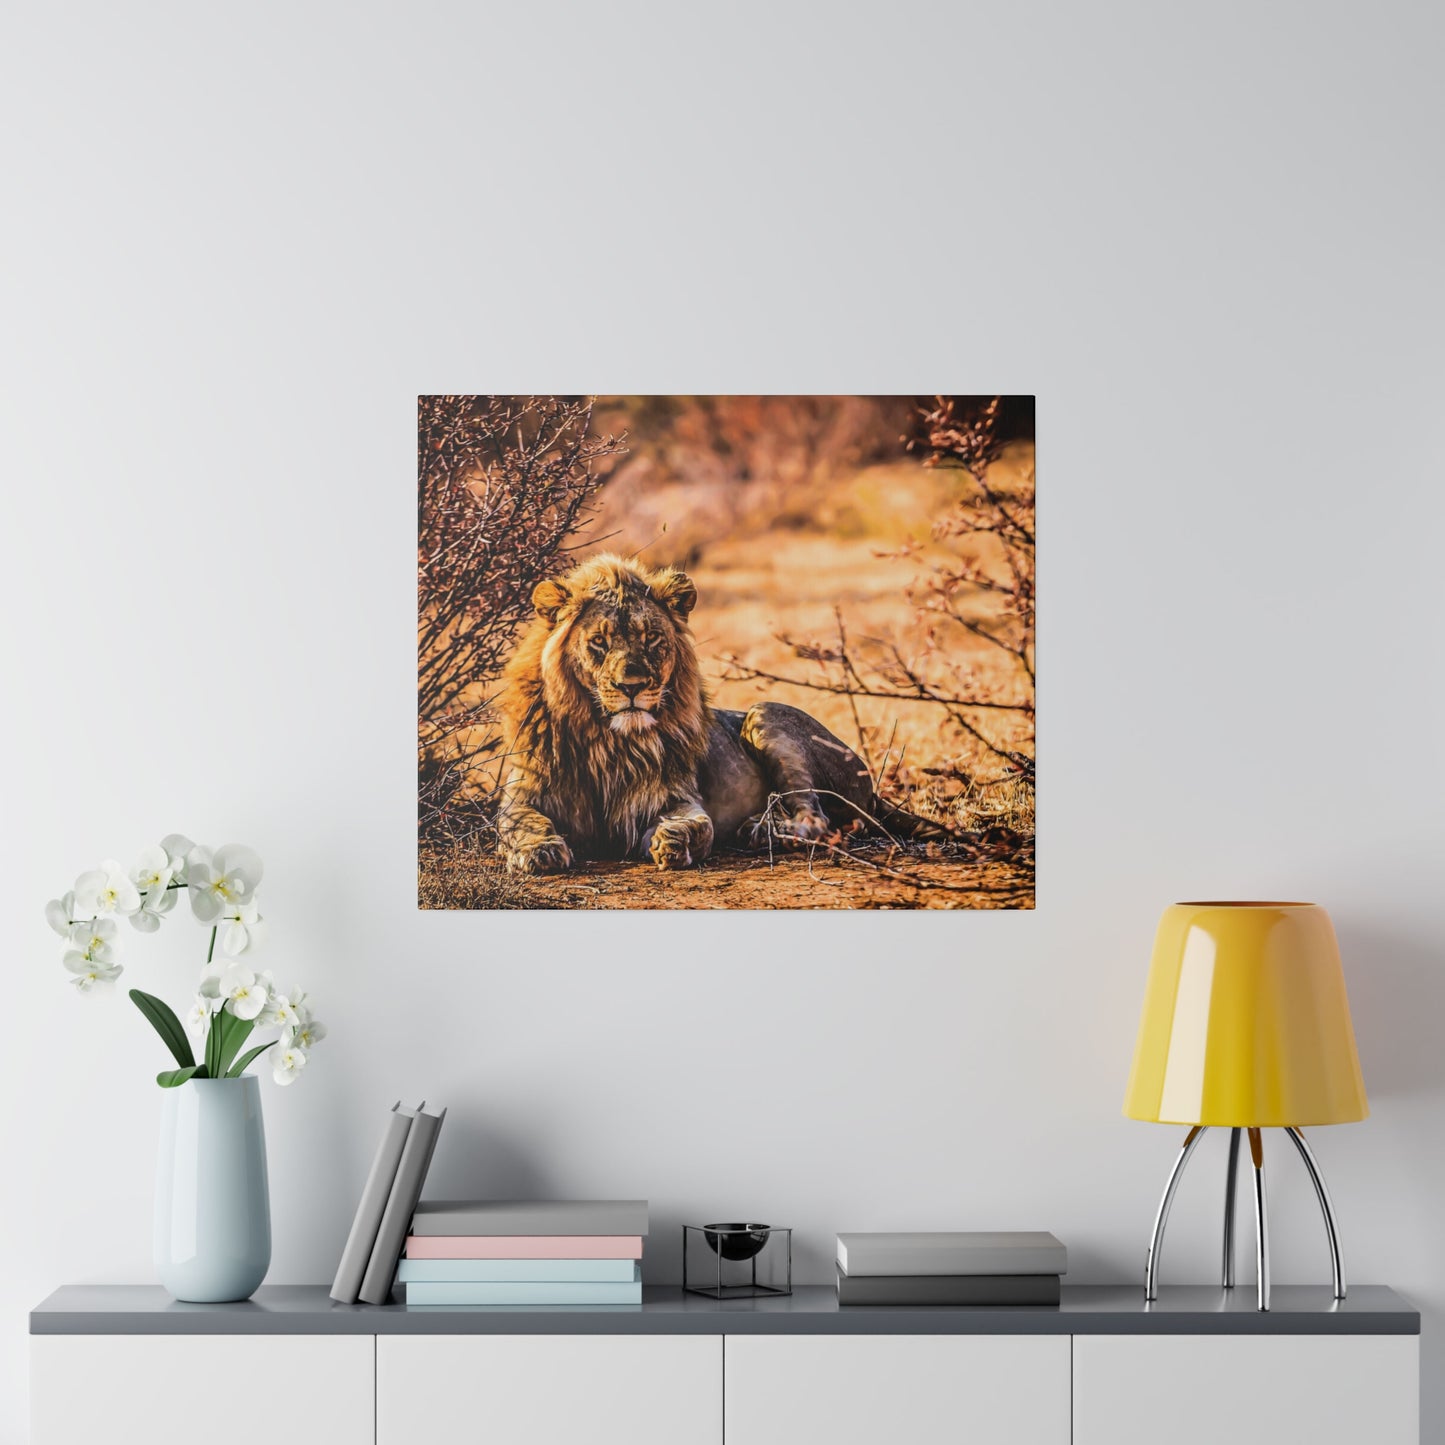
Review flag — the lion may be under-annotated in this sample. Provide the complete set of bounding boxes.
[495,554,945,873]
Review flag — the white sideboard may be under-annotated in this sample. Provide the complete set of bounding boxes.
[725,1334,1070,1445]
[31,1334,374,1445]
[30,1284,1421,1445]
[1073,1333,1419,1445]
[377,1334,721,1445]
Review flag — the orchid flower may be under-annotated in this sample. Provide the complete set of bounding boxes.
[131,844,175,898]
[288,1016,327,1051]
[272,1045,307,1086]
[216,962,269,1021]
[130,884,180,933]
[129,845,183,933]
[160,834,196,883]
[67,917,119,963]
[258,985,299,1031]
[73,860,141,918]
[187,844,263,923]
[218,899,266,956]
[65,955,123,991]
[46,892,76,938]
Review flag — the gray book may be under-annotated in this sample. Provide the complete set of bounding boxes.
[330,1102,420,1304]
[410,1199,649,1237]
[358,1105,447,1305]
[836,1267,1061,1306]
[836,1231,1066,1277]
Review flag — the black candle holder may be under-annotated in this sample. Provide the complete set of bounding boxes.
[683,1223,792,1298]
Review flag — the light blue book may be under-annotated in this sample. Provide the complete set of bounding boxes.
[397,1259,640,1284]
[404,1279,643,1306]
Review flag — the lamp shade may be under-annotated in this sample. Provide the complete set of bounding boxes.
[1123,902,1368,1127]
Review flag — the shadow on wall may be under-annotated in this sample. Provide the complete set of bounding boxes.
[422,1114,563,1201]
[1336,919,1445,1103]
[1334,914,1445,1439]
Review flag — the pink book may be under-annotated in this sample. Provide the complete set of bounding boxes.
[404,1235,644,1260]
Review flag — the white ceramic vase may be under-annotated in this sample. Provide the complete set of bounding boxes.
[154,1076,271,1302]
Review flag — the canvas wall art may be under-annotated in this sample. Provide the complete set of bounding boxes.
[418,395,1035,910]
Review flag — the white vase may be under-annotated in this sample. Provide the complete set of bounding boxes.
[154,1076,271,1302]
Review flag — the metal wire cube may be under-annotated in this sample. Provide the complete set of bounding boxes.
[683,1223,792,1298]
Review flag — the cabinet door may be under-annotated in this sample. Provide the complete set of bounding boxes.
[377,1334,720,1445]
[32,1334,374,1445]
[724,1334,1070,1445]
[1073,1334,1419,1445]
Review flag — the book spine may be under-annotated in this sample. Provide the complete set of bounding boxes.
[329,1104,413,1305]
[408,1206,649,1237]
[358,1107,446,1305]
[396,1259,641,1284]
[836,1271,1062,1306]
[838,1245,1067,1276]
[404,1280,643,1306]
[403,1234,644,1260]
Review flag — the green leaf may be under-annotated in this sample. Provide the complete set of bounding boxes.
[130,990,195,1070]
[157,1065,203,1088]
[205,1009,223,1078]
[227,1040,277,1078]
[216,1011,255,1077]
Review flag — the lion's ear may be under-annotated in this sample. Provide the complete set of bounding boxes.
[652,569,698,620]
[533,578,573,625]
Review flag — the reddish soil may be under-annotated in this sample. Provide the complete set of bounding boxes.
[420,843,1033,912]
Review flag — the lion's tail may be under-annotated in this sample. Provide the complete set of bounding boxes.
[868,794,954,843]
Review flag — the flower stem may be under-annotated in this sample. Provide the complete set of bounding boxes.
[206,926,217,965]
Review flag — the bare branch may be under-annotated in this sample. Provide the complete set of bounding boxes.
[418,395,628,844]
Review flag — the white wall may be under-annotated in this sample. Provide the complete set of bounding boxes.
[3,2,1443,1439]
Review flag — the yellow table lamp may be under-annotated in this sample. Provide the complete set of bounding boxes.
[1124,901,1367,1311]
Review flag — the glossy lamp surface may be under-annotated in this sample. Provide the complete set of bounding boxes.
[1124,901,1368,1127]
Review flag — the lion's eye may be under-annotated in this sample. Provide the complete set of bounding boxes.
[588,637,608,658]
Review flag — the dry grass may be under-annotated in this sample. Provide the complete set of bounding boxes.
[417,847,569,911]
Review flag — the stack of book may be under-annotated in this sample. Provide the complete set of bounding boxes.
[398,1200,648,1305]
[834,1230,1066,1305]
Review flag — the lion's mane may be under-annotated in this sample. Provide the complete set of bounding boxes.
[498,555,710,858]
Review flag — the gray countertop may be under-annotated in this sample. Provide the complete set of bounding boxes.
[31,1284,1419,1336]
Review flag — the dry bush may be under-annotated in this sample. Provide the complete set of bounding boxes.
[417,395,626,845]
[900,768,1036,836]
[722,395,1036,838]
[417,845,567,910]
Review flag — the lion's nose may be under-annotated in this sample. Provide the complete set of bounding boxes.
[617,680,645,701]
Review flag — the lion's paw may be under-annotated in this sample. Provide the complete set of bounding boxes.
[506,839,573,875]
[781,807,830,842]
[649,824,694,871]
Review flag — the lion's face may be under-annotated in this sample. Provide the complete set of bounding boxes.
[567,596,681,732]
[532,559,699,736]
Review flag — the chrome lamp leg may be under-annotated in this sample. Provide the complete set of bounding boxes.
[1249,1127,1270,1312]
[1285,1126,1346,1299]
[1145,1125,1207,1301]
[1222,1127,1241,1288]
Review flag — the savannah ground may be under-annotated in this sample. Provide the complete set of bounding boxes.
[419,841,1032,911]
[418,397,1035,911]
